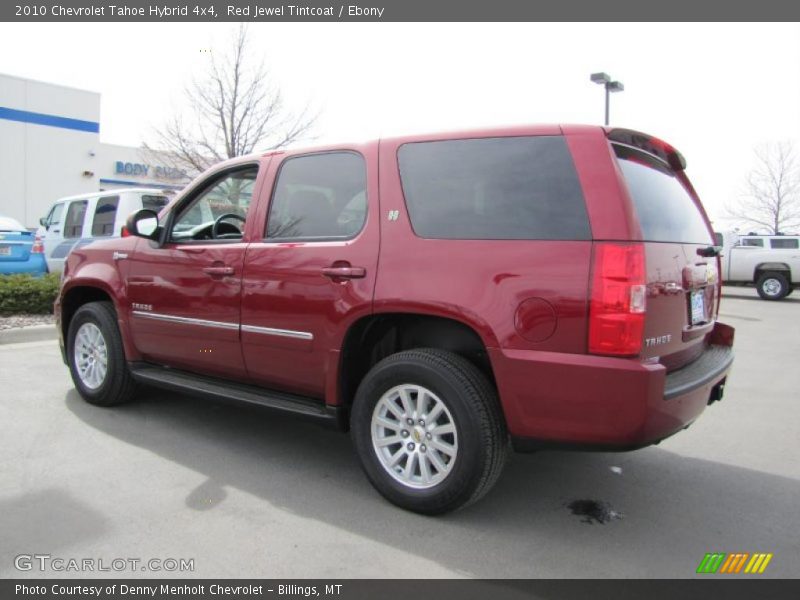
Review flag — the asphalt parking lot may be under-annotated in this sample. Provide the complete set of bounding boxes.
[1,286,798,579]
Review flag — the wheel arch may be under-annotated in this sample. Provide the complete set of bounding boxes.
[59,282,139,362]
[754,262,792,282]
[337,312,499,414]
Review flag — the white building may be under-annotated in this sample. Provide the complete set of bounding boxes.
[0,73,193,228]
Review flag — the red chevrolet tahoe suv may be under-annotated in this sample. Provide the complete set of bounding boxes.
[56,125,734,514]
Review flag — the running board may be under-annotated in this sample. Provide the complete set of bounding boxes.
[129,363,343,429]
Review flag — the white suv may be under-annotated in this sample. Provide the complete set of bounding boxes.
[38,189,170,272]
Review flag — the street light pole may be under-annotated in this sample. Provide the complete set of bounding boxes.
[590,72,624,126]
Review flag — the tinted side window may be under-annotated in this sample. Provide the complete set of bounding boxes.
[267,152,367,240]
[63,201,88,239]
[91,196,119,237]
[397,136,590,240]
[771,238,799,249]
[615,144,712,244]
[740,238,764,247]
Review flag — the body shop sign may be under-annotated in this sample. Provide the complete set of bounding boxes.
[115,161,187,181]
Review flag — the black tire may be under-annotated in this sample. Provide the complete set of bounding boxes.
[351,348,507,515]
[67,301,138,406]
[756,272,790,300]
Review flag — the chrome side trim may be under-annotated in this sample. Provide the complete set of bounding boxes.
[130,310,314,340]
[240,324,314,341]
[131,311,239,331]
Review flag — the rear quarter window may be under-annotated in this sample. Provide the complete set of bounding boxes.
[770,238,799,249]
[142,195,169,212]
[397,136,590,240]
[614,144,712,244]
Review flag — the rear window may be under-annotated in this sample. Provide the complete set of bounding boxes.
[0,217,25,231]
[397,136,590,240]
[614,144,712,244]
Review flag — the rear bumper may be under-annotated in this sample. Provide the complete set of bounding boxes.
[0,255,48,276]
[490,322,734,451]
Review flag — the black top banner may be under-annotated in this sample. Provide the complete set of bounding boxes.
[2,0,800,22]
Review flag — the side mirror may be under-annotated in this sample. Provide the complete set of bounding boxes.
[125,209,160,239]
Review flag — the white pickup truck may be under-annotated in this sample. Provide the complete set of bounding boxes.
[716,231,800,300]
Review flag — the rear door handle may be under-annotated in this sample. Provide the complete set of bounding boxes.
[203,266,234,277]
[322,266,366,279]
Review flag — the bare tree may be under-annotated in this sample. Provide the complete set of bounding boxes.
[145,24,316,174]
[727,141,800,234]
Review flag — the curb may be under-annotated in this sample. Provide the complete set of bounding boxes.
[0,324,58,345]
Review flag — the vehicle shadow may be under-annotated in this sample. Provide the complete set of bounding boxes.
[65,389,800,578]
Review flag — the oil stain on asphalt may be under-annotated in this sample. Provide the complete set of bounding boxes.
[567,499,623,524]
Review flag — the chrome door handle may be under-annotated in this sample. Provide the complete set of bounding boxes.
[203,266,234,277]
[113,252,128,261]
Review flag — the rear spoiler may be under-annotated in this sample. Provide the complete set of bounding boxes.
[606,128,687,171]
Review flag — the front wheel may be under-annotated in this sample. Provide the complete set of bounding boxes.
[67,301,137,406]
[756,272,790,300]
[351,349,507,515]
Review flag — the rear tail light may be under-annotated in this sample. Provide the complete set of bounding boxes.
[31,233,45,254]
[589,242,646,356]
[121,226,130,237]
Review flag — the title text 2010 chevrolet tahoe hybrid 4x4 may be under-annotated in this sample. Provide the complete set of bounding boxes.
[56,125,734,514]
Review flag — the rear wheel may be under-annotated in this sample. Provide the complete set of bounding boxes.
[351,349,507,514]
[756,272,789,300]
[67,301,137,406]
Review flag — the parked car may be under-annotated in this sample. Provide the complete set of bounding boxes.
[715,230,800,299]
[56,125,735,514]
[0,215,47,276]
[37,189,170,273]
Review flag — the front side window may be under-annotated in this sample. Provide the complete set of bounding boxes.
[397,136,590,240]
[47,203,65,228]
[63,201,88,239]
[740,238,764,247]
[171,166,258,241]
[91,196,119,237]
[770,238,799,249]
[266,152,367,240]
